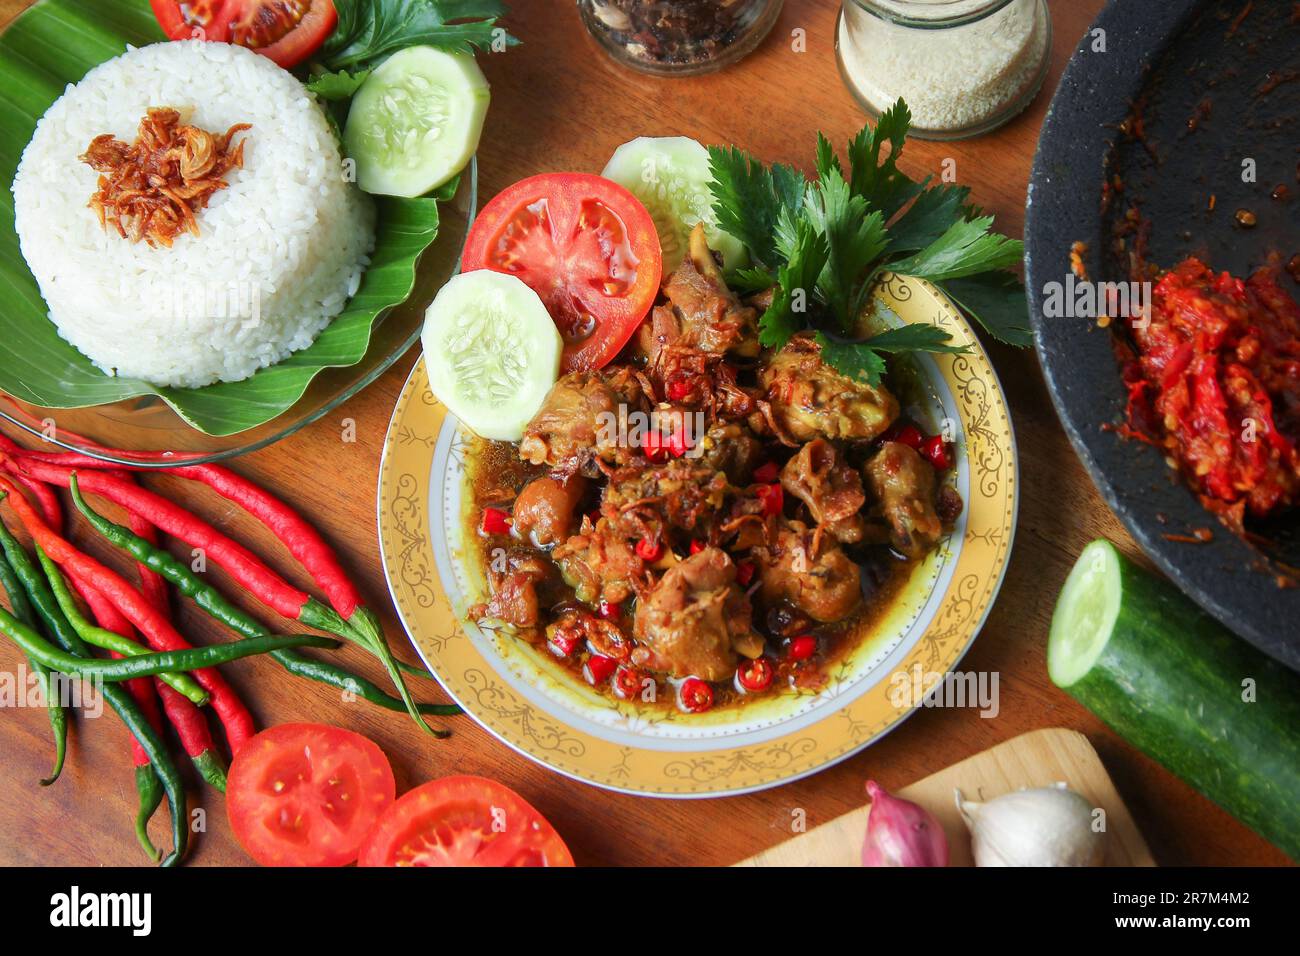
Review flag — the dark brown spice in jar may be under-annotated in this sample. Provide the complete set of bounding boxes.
[580,0,781,74]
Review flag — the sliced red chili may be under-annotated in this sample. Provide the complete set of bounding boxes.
[613,665,647,701]
[736,656,774,692]
[689,539,706,555]
[667,430,691,458]
[751,461,779,484]
[786,635,817,661]
[548,631,581,659]
[597,600,622,621]
[756,484,784,517]
[735,559,756,587]
[890,424,925,449]
[584,655,617,685]
[922,435,953,471]
[480,507,512,536]
[678,677,714,713]
[666,379,692,402]
[635,537,664,562]
[641,431,669,463]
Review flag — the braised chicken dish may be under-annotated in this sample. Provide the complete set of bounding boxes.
[468,227,963,714]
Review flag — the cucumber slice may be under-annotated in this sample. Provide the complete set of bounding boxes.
[1050,539,1300,859]
[421,271,562,441]
[601,136,747,273]
[344,47,490,198]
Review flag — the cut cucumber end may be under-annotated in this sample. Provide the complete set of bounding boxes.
[1048,539,1122,688]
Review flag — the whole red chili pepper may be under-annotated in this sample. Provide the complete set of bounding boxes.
[64,572,159,763]
[0,441,171,612]
[126,503,169,615]
[0,475,255,753]
[0,444,359,618]
[2,444,436,735]
[0,457,172,768]
[7,460,309,619]
[172,463,363,619]
[3,451,174,836]
[67,564,224,786]
[2,442,382,638]
[1,460,63,533]
[154,681,226,790]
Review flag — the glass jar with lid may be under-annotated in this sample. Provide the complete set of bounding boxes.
[837,0,1052,140]
[579,0,785,76]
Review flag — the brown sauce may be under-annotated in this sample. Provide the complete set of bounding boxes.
[463,435,923,715]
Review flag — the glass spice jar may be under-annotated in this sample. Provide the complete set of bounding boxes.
[837,0,1052,140]
[579,0,785,76]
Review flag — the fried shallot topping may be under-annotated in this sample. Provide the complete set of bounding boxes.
[80,107,251,247]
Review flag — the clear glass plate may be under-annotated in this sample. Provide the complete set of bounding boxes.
[0,159,477,468]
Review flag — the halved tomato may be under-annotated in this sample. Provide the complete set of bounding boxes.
[227,723,395,867]
[461,173,663,373]
[149,1,338,69]
[358,775,575,867]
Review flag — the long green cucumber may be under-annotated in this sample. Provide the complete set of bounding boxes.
[1049,539,1300,860]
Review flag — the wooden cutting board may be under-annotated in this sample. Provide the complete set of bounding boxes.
[736,728,1155,866]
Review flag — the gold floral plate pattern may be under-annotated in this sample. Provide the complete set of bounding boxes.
[378,275,1018,796]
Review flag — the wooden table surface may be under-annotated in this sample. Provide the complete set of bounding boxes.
[0,0,1288,867]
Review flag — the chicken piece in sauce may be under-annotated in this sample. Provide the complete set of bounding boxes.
[551,519,648,606]
[658,225,761,358]
[863,441,945,559]
[754,520,862,624]
[519,367,647,474]
[780,439,867,543]
[512,475,588,548]
[601,456,730,540]
[471,553,554,634]
[631,547,764,681]
[699,421,763,485]
[634,226,762,419]
[759,334,899,443]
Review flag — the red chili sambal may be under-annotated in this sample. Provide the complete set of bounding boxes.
[1124,257,1300,525]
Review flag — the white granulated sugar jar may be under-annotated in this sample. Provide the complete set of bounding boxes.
[836,0,1052,139]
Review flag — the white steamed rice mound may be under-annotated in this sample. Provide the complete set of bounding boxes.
[12,40,376,388]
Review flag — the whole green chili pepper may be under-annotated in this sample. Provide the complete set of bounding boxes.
[37,550,210,705]
[0,606,333,682]
[71,482,461,724]
[0,523,188,865]
[0,549,67,786]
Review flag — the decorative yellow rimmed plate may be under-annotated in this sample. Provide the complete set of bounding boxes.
[378,274,1018,797]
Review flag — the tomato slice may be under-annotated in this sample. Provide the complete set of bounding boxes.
[227,723,396,867]
[460,173,663,373]
[358,775,575,867]
[149,0,337,69]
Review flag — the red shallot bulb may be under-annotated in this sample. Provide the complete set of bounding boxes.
[862,780,949,867]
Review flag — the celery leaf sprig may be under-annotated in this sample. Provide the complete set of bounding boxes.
[707,99,1030,383]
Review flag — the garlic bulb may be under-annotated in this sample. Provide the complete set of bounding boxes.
[956,784,1106,867]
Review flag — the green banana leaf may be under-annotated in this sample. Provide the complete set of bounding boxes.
[0,0,441,436]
